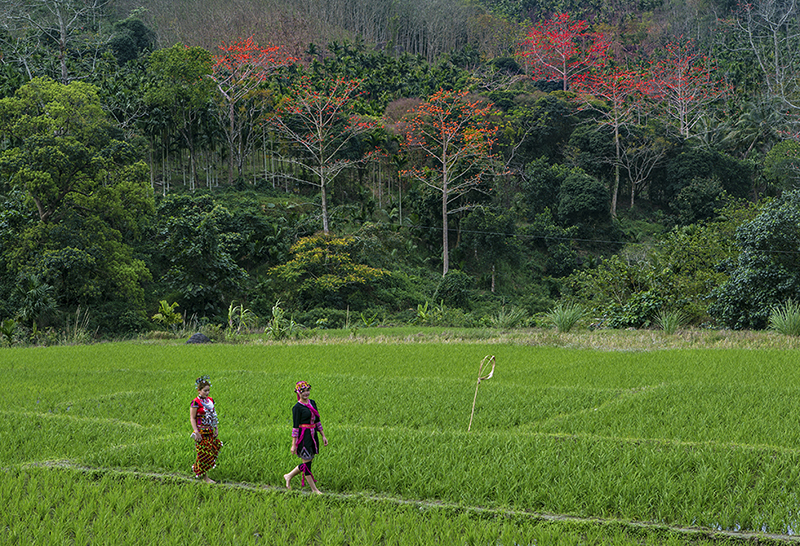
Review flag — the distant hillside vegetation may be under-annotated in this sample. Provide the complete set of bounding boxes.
[110,0,727,63]
[109,0,524,62]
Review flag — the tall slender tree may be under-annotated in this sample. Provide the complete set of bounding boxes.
[146,44,215,192]
[268,75,376,234]
[0,0,108,83]
[576,65,644,216]
[643,39,726,139]
[210,37,295,185]
[399,89,501,276]
[729,0,800,115]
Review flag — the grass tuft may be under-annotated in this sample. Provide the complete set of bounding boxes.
[545,302,585,332]
[653,309,688,335]
[488,306,528,329]
[769,299,800,336]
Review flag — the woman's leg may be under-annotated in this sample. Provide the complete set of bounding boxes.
[300,459,320,494]
[283,464,302,488]
[284,458,320,493]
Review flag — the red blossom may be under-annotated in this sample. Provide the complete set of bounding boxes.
[518,13,610,92]
[640,39,727,138]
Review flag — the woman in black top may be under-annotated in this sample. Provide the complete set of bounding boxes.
[283,380,327,493]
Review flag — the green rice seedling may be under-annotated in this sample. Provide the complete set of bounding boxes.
[546,301,585,332]
[654,309,688,334]
[0,467,731,546]
[769,298,800,335]
[7,342,800,539]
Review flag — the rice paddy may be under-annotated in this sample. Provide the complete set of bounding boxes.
[3,335,800,544]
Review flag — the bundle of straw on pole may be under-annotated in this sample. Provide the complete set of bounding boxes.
[468,355,495,432]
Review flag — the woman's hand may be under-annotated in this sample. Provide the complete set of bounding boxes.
[322,435,328,447]
[191,431,201,442]
[290,445,296,454]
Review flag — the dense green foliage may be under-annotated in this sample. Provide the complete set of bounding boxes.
[1,0,800,338]
[710,191,800,329]
[0,77,154,332]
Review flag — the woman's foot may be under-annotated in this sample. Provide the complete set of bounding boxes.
[202,476,215,484]
[283,473,292,489]
[310,484,322,494]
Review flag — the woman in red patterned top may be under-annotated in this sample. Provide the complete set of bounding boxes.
[189,375,222,483]
[283,380,327,493]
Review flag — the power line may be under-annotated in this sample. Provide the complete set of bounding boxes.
[365,221,800,257]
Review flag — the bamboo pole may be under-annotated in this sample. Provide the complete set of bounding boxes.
[468,355,495,432]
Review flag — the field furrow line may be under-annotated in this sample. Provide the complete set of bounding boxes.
[7,460,800,544]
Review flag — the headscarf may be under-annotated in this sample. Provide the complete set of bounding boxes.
[294,380,310,400]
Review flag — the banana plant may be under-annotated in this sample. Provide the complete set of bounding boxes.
[151,300,182,331]
[0,318,17,346]
[228,302,258,334]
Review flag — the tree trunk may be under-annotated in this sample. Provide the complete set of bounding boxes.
[442,180,449,276]
[57,7,69,83]
[228,100,235,185]
[611,123,620,217]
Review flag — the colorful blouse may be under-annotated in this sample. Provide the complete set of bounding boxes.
[191,396,218,429]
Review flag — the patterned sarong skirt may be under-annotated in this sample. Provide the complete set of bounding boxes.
[193,429,222,477]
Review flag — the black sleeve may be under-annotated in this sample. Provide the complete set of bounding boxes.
[292,403,301,428]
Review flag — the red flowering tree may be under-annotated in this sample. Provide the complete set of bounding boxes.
[643,39,726,138]
[576,64,669,215]
[399,89,500,276]
[519,13,610,92]
[211,37,295,185]
[268,75,376,234]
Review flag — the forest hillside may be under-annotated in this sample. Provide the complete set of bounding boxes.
[1,0,799,341]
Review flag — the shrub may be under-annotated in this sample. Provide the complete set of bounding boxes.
[117,309,151,335]
[264,300,304,340]
[296,308,349,329]
[413,301,478,327]
[546,302,585,332]
[671,177,728,225]
[488,307,529,329]
[0,318,17,346]
[557,170,610,228]
[432,270,474,309]
[710,190,800,329]
[653,309,688,334]
[768,299,800,336]
[266,233,389,311]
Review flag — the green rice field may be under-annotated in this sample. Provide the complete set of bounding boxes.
[3,334,800,544]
